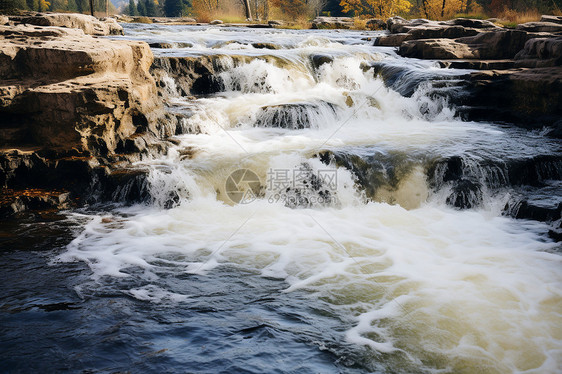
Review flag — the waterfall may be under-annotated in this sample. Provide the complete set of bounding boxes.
[58,24,562,373]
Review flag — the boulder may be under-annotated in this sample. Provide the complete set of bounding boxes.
[375,18,499,47]
[268,20,284,26]
[311,17,354,29]
[149,42,174,49]
[210,19,224,25]
[8,13,123,36]
[366,18,386,30]
[399,30,535,60]
[399,38,476,59]
[514,36,562,67]
[374,33,409,47]
[406,25,480,40]
[310,54,333,69]
[516,21,562,33]
[540,15,562,25]
[386,16,410,33]
[251,42,280,49]
[456,67,562,126]
[0,24,167,157]
[440,18,499,29]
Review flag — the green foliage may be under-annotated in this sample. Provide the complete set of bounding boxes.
[143,0,156,16]
[163,0,181,16]
[0,0,28,12]
[136,0,146,14]
[128,0,137,15]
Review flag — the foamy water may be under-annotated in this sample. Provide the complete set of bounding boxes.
[58,25,562,373]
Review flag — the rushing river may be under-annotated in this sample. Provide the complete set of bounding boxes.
[1,24,561,373]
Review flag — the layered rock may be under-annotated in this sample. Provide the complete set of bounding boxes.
[0,24,167,156]
[514,36,562,67]
[0,19,173,216]
[311,17,354,29]
[374,15,562,133]
[7,12,123,36]
[376,16,499,46]
[398,30,537,59]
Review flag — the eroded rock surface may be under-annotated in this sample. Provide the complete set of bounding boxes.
[374,15,562,132]
[0,18,174,215]
[7,12,123,36]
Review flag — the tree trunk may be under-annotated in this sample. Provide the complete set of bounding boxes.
[242,0,252,20]
[263,0,269,20]
[422,0,429,18]
[89,0,95,16]
[441,0,446,18]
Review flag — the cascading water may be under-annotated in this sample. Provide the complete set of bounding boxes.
[26,24,562,373]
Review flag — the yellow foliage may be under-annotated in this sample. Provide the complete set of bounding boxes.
[420,0,464,20]
[40,0,51,10]
[340,0,412,18]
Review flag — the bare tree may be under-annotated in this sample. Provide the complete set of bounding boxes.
[240,0,252,19]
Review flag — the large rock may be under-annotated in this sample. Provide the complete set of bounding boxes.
[398,30,535,59]
[456,67,562,127]
[375,18,499,47]
[440,18,498,29]
[540,15,562,25]
[0,24,167,156]
[515,36,562,67]
[516,21,562,33]
[311,17,354,29]
[8,12,123,36]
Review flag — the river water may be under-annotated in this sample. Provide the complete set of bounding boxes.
[1,24,561,373]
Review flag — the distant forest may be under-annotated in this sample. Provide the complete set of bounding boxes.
[1,0,561,22]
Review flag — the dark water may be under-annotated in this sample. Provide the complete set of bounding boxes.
[0,215,373,373]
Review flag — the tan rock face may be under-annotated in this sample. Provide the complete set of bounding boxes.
[0,24,166,157]
[398,30,536,60]
[8,13,123,36]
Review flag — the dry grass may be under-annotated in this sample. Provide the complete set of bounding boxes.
[351,18,368,30]
[132,16,153,24]
[215,14,248,24]
[454,13,488,20]
[495,8,541,25]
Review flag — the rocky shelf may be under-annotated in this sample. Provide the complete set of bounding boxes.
[0,13,180,216]
[374,15,562,133]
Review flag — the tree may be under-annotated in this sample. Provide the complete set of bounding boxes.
[137,0,146,14]
[239,0,252,19]
[420,0,463,19]
[339,0,412,18]
[128,0,138,15]
[271,0,308,19]
[143,0,157,16]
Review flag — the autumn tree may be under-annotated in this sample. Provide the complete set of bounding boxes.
[271,0,308,19]
[420,0,463,19]
[340,0,412,18]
